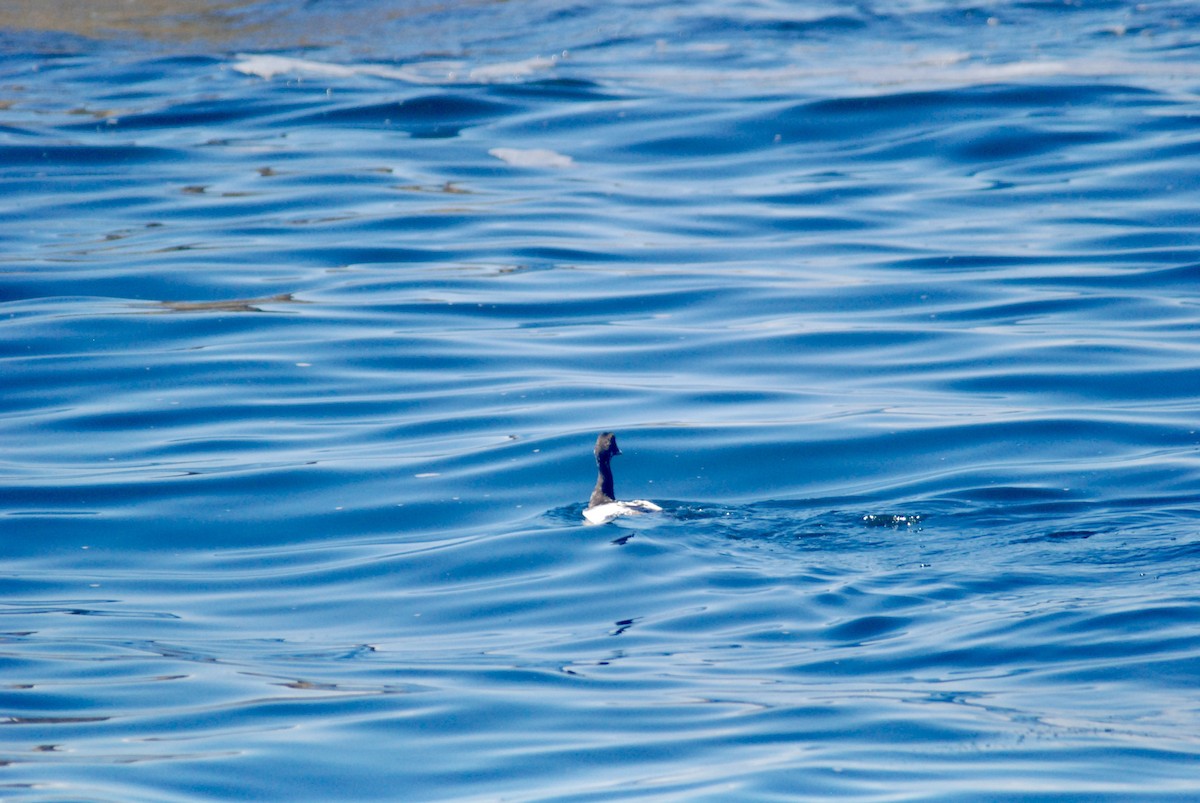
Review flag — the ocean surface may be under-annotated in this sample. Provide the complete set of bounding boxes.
[4,1,1200,799]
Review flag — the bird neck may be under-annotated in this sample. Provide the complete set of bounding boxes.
[589,456,615,506]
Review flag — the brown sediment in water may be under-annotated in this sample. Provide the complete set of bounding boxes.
[148,293,305,314]
[0,1,264,44]
[0,0,500,48]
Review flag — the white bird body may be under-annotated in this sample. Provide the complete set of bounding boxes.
[583,499,663,525]
[583,432,661,525]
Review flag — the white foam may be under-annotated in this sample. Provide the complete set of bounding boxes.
[232,54,557,85]
[489,147,575,168]
[466,56,559,82]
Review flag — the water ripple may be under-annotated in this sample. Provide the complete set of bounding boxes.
[5,0,1200,799]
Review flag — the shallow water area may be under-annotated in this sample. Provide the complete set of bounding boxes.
[4,1,1200,799]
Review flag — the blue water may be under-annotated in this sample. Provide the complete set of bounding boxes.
[4,1,1200,799]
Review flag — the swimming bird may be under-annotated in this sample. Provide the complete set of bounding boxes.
[583,432,662,525]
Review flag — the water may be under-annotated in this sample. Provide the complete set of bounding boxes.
[4,1,1200,799]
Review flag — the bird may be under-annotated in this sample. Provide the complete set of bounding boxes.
[583,432,662,525]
